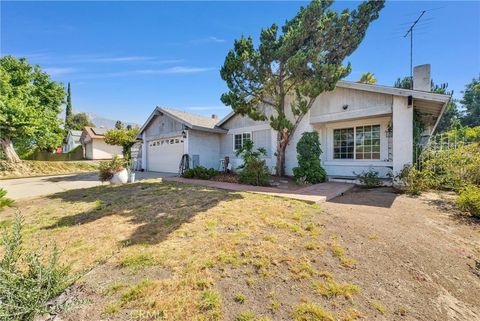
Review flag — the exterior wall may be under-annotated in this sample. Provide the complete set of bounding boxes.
[144,114,184,139]
[392,96,413,174]
[188,130,220,170]
[85,142,94,160]
[64,135,80,153]
[91,139,123,160]
[310,87,392,123]
[219,114,276,172]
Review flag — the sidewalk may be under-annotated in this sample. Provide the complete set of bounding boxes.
[164,176,354,203]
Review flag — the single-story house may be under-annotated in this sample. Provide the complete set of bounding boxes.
[63,130,82,153]
[138,64,450,179]
[80,127,123,160]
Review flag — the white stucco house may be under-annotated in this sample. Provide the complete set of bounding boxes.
[63,130,82,153]
[80,127,123,160]
[139,65,450,179]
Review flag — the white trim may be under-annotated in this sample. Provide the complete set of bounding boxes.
[232,132,252,152]
[227,123,271,134]
[217,110,235,126]
[336,81,450,103]
[310,105,391,124]
[324,160,392,166]
[324,117,391,163]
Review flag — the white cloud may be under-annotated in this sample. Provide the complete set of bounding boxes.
[191,36,226,44]
[43,67,76,76]
[138,66,212,74]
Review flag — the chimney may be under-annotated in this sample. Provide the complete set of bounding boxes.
[413,64,431,92]
[211,114,218,120]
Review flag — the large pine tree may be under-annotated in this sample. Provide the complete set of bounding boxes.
[220,0,385,176]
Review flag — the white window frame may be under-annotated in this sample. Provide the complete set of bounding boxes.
[332,124,381,161]
[233,132,252,151]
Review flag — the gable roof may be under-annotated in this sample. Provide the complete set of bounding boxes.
[139,106,227,135]
[82,127,107,140]
[216,80,451,126]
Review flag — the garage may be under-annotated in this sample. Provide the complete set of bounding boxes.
[146,136,184,173]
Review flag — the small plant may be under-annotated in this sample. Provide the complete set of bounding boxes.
[199,289,222,319]
[0,188,14,210]
[369,300,387,315]
[293,132,327,184]
[98,155,125,182]
[236,140,270,186]
[355,168,381,188]
[234,292,247,304]
[183,166,218,180]
[0,212,70,320]
[292,303,335,321]
[236,310,256,321]
[456,185,480,218]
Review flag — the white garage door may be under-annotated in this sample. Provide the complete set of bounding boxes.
[147,136,184,173]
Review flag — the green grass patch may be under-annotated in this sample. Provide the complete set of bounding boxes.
[292,303,335,321]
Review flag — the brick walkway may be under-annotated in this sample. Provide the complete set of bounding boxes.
[163,176,354,203]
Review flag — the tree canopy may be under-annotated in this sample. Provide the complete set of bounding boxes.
[0,56,65,162]
[358,72,377,84]
[220,0,384,175]
[65,82,73,132]
[70,112,95,131]
[460,76,480,127]
[104,127,139,171]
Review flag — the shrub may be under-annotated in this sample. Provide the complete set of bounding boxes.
[0,188,14,210]
[0,213,70,320]
[456,185,480,218]
[293,132,326,184]
[98,155,125,182]
[355,169,381,188]
[235,140,270,186]
[395,165,429,196]
[183,166,218,180]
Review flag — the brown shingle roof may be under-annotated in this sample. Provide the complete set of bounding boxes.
[160,107,219,129]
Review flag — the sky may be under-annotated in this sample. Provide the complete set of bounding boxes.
[1,1,479,125]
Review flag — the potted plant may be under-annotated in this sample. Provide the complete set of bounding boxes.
[99,155,128,184]
[104,125,139,183]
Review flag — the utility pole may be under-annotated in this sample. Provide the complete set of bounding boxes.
[404,10,426,89]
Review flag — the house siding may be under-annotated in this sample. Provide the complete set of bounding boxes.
[92,139,123,159]
[144,114,184,139]
[188,130,220,170]
[219,114,276,172]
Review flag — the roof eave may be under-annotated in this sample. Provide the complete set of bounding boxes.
[336,81,450,103]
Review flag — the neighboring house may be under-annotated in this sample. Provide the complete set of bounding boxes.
[63,130,82,153]
[80,127,123,160]
[139,64,450,179]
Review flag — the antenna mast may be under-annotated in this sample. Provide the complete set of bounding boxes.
[404,10,426,89]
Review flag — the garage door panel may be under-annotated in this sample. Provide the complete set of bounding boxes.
[147,137,184,173]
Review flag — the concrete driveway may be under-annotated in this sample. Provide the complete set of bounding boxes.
[0,171,172,200]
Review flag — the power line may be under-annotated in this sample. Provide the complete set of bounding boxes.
[404,10,426,89]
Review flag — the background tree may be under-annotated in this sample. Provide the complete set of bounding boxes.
[358,72,377,84]
[104,127,139,171]
[115,120,124,130]
[0,56,65,163]
[64,82,73,132]
[70,112,95,130]
[460,76,480,127]
[220,0,384,176]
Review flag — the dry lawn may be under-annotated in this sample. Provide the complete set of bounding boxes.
[1,181,479,321]
[0,160,97,179]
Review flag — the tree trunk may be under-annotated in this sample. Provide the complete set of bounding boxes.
[0,137,21,163]
[275,129,290,177]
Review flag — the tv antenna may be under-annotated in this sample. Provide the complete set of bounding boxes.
[404,10,426,89]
